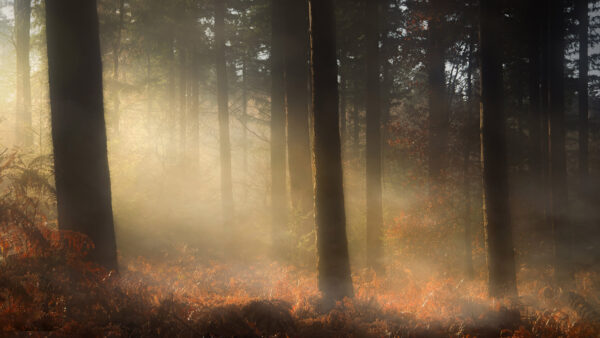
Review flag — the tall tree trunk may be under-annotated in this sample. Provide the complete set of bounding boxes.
[427,0,448,188]
[576,0,589,185]
[540,2,551,239]
[242,56,249,201]
[45,0,118,271]
[284,0,312,215]
[112,0,125,134]
[190,48,200,168]
[271,0,288,254]
[463,31,475,280]
[479,0,517,298]
[179,46,188,160]
[15,0,31,147]
[365,0,384,274]
[309,0,353,303]
[215,0,234,230]
[528,0,547,241]
[548,0,571,283]
[167,36,177,164]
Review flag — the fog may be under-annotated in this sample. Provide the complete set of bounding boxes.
[0,0,600,336]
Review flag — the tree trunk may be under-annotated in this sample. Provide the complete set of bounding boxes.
[190,48,200,168]
[284,0,313,215]
[463,31,475,280]
[15,0,31,147]
[242,56,249,201]
[427,0,448,188]
[540,2,551,240]
[309,0,353,303]
[215,0,234,229]
[528,0,546,235]
[167,36,177,164]
[45,0,118,271]
[179,46,188,161]
[576,0,589,185]
[479,0,517,298]
[365,0,384,274]
[339,69,347,148]
[548,0,571,283]
[271,0,288,254]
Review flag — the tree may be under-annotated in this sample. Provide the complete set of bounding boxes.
[45,0,118,271]
[548,0,571,283]
[309,0,353,303]
[528,0,547,235]
[284,0,313,216]
[479,0,517,298]
[427,0,448,187]
[15,0,31,147]
[215,0,235,231]
[271,0,287,253]
[462,22,476,280]
[365,0,384,274]
[576,0,589,185]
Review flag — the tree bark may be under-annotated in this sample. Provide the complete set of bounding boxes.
[548,0,571,283]
[365,0,384,274]
[215,0,234,229]
[45,0,118,271]
[309,0,353,303]
[479,0,517,298]
[15,0,31,147]
[284,0,313,215]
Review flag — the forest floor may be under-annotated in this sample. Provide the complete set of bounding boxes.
[0,234,599,338]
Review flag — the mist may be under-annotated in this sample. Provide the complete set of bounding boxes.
[0,0,600,336]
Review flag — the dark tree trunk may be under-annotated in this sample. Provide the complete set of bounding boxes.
[381,4,393,165]
[540,2,551,238]
[528,0,548,241]
[365,0,384,274]
[463,31,476,280]
[309,0,353,303]
[111,0,125,134]
[427,0,448,188]
[284,0,312,215]
[215,0,234,228]
[576,0,589,184]
[479,0,517,298]
[15,0,31,147]
[548,0,571,283]
[271,0,288,252]
[45,0,118,271]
